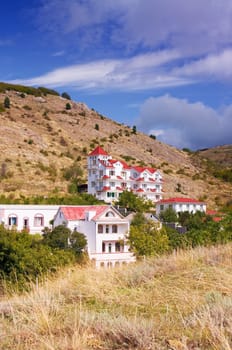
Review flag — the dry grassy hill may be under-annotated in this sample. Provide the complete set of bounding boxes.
[1,243,232,349]
[0,85,231,208]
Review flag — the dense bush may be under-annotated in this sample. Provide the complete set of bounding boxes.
[0,226,75,288]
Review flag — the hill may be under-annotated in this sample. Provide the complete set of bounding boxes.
[0,83,231,207]
[0,243,231,349]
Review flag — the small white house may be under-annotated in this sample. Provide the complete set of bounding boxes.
[156,197,206,217]
[53,205,135,268]
[0,205,59,234]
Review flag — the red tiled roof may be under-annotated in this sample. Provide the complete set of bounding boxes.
[98,159,113,168]
[136,177,144,182]
[157,197,205,204]
[132,166,156,174]
[136,188,144,192]
[60,205,109,221]
[102,175,110,179]
[109,159,130,170]
[89,146,108,156]
[102,186,110,191]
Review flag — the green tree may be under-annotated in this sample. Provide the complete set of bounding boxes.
[116,190,152,213]
[132,125,137,134]
[128,222,169,258]
[159,207,178,223]
[61,92,71,100]
[65,102,71,110]
[95,123,99,131]
[4,96,10,108]
[42,225,87,257]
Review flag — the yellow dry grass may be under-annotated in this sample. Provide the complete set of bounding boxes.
[0,244,232,349]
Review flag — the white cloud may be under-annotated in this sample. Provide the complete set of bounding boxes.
[9,50,190,90]
[36,0,232,55]
[136,95,232,149]
[174,49,232,81]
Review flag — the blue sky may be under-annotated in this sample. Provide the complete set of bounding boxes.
[1,0,232,150]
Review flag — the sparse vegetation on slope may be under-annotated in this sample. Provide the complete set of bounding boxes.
[0,82,231,207]
[0,243,231,349]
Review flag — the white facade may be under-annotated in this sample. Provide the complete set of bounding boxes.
[0,205,59,234]
[53,205,136,268]
[156,198,206,217]
[88,146,163,203]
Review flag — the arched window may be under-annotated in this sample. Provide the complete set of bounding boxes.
[8,214,17,226]
[112,225,118,233]
[34,214,44,227]
[98,224,103,233]
[105,211,115,217]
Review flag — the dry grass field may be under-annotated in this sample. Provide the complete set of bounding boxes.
[0,243,231,349]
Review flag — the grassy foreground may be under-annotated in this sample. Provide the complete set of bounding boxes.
[0,244,232,350]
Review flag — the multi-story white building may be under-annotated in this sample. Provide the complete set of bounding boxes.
[156,197,206,217]
[0,205,59,234]
[88,146,163,203]
[53,205,135,267]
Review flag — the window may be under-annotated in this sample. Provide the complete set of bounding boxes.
[98,224,103,233]
[115,242,121,252]
[106,211,115,217]
[106,225,109,233]
[99,170,103,176]
[92,169,96,174]
[8,215,17,226]
[34,214,44,227]
[93,160,96,165]
[102,242,105,252]
[108,243,112,253]
[107,192,115,198]
[160,204,164,211]
[109,170,115,176]
[23,218,29,229]
[121,182,127,188]
[110,182,115,187]
[91,181,96,187]
[112,225,118,233]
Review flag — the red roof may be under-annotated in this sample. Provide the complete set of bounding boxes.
[102,186,110,191]
[109,159,130,170]
[158,197,205,204]
[136,188,144,192]
[102,175,110,179]
[60,205,109,221]
[132,166,156,174]
[89,146,108,156]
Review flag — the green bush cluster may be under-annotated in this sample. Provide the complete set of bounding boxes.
[0,224,87,291]
[0,82,59,97]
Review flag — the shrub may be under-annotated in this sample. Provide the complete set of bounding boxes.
[65,102,71,110]
[4,96,10,108]
[61,92,71,100]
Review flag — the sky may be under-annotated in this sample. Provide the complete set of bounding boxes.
[1,0,232,150]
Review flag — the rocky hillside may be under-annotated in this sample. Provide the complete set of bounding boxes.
[0,84,231,208]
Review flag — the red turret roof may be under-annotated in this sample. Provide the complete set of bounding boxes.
[89,146,108,156]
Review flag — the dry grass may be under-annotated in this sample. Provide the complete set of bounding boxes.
[0,244,232,349]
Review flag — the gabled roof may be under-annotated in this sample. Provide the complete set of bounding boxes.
[157,197,205,204]
[89,146,108,156]
[60,205,109,221]
[132,166,156,174]
[109,159,130,170]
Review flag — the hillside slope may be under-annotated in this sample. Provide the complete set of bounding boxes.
[0,86,231,207]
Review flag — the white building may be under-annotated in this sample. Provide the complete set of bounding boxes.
[156,197,206,217]
[53,205,135,267]
[88,146,163,203]
[0,205,59,234]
